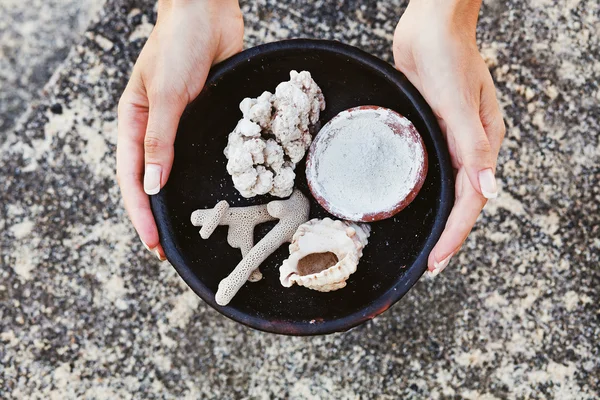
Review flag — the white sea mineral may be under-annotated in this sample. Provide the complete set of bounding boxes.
[224,70,326,198]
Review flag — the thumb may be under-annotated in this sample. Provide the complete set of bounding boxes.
[445,106,498,199]
[143,92,187,195]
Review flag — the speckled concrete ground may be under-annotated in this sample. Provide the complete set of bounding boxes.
[0,0,105,138]
[1,0,599,399]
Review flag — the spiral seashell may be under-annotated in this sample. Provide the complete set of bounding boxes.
[279,218,370,292]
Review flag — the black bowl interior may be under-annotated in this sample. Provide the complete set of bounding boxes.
[151,39,454,335]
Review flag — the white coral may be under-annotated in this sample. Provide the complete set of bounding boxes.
[264,139,285,171]
[224,70,325,198]
[240,91,274,129]
[243,138,266,164]
[271,166,295,198]
[272,70,325,162]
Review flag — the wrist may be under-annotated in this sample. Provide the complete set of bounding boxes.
[158,0,240,15]
[406,0,481,37]
[161,0,238,7]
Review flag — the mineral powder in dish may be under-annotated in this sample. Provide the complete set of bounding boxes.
[306,106,428,222]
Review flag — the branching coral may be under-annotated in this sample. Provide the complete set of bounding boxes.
[191,190,311,304]
[191,201,277,282]
[215,190,310,306]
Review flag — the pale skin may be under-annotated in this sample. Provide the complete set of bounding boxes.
[117,0,505,275]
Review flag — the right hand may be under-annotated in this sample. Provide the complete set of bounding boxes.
[393,0,505,276]
[117,0,244,259]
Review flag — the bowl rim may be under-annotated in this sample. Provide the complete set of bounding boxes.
[151,38,454,336]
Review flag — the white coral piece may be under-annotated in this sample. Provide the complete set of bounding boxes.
[191,190,311,302]
[191,201,278,282]
[224,70,325,198]
[215,190,311,305]
[279,218,371,292]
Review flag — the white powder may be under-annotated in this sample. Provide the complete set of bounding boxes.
[307,107,425,220]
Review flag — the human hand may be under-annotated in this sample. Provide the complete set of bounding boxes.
[393,0,505,276]
[117,0,244,259]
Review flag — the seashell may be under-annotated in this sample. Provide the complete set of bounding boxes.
[279,218,370,292]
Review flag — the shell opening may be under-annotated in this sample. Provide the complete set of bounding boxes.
[297,252,339,276]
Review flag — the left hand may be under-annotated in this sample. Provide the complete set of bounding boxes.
[393,0,506,276]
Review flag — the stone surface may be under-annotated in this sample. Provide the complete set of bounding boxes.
[0,0,599,398]
[0,0,105,138]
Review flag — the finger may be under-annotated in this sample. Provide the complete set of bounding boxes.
[480,75,506,156]
[142,88,188,195]
[444,96,498,200]
[117,79,166,261]
[117,127,165,260]
[427,169,487,276]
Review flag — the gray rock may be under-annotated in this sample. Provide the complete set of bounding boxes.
[0,0,104,138]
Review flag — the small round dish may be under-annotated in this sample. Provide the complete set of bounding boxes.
[306,106,428,222]
[150,39,454,336]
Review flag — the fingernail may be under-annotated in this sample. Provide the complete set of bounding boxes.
[140,238,165,261]
[144,164,162,195]
[154,248,166,261]
[140,238,151,252]
[427,253,453,277]
[478,168,498,199]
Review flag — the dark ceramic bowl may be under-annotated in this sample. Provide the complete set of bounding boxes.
[150,39,454,335]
